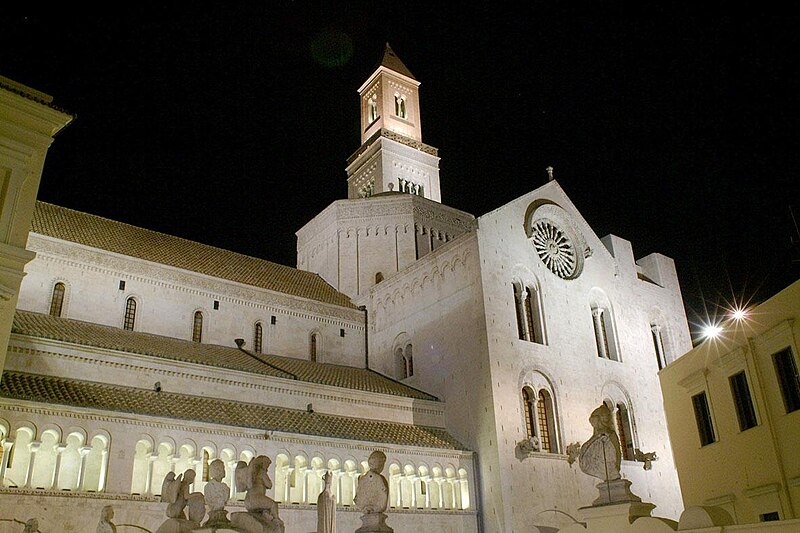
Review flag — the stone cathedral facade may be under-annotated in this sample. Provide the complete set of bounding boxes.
[0,46,692,532]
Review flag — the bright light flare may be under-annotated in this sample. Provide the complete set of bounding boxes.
[730,307,748,321]
[701,323,723,339]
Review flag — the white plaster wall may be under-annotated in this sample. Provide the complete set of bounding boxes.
[17,235,364,366]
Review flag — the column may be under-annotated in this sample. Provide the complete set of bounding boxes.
[0,439,13,485]
[76,446,91,490]
[24,441,40,488]
[592,308,607,359]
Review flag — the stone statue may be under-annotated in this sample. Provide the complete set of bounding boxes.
[230,455,285,533]
[579,404,621,482]
[96,505,117,533]
[317,470,336,533]
[579,404,640,505]
[354,450,392,532]
[156,469,205,533]
[21,519,38,533]
[203,458,232,528]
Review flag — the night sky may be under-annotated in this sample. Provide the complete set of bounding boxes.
[3,5,799,341]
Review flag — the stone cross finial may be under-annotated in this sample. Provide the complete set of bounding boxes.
[546,166,554,181]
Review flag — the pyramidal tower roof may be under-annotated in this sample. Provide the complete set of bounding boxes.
[376,43,415,80]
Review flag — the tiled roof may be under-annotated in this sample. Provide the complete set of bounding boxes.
[0,371,463,450]
[12,310,438,401]
[31,201,356,309]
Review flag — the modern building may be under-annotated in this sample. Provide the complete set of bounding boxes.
[0,45,692,532]
[659,279,800,525]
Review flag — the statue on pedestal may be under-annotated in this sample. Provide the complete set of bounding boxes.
[354,451,393,533]
[230,455,285,533]
[156,469,206,533]
[317,470,336,533]
[203,459,232,528]
[579,404,640,505]
[96,505,117,533]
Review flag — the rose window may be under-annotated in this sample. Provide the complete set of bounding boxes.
[531,220,578,279]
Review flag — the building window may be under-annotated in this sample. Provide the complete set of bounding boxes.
[760,512,780,522]
[692,391,716,446]
[513,283,546,344]
[213,300,219,310]
[118,280,126,290]
[537,390,556,453]
[394,94,407,119]
[651,324,666,370]
[615,403,635,460]
[729,371,758,431]
[340,328,345,337]
[271,315,277,325]
[368,96,378,124]
[773,347,800,413]
[254,322,263,354]
[522,387,536,439]
[310,332,319,362]
[375,272,384,284]
[123,297,136,331]
[49,282,66,317]
[404,344,414,377]
[592,307,619,361]
[192,311,203,343]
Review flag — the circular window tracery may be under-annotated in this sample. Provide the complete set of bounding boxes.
[531,220,578,279]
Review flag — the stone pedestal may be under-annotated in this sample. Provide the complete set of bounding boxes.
[230,511,285,533]
[578,501,656,531]
[355,512,393,532]
[592,478,641,506]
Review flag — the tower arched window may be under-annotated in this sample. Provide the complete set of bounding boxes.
[123,297,137,331]
[394,94,407,119]
[254,322,263,354]
[395,347,407,379]
[49,282,65,317]
[368,96,378,124]
[192,311,203,343]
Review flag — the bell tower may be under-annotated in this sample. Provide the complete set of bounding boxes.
[346,44,442,202]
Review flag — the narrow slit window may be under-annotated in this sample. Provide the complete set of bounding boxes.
[522,388,536,440]
[123,297,136,331]
[536,391,553,452]
[192,311,203,343]
[254,322,263,354]
[50,282,66,317]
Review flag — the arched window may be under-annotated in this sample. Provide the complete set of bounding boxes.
[404,344,414,377]
[537,390,557,453]
[651,324,666,370]
[310,332,319,362]
[123,297,137,331]
[522,387,536,439]
[192,311,203,343]
[375,272,384,284]
[395,347,407,379]
[50,282,65,317]
[513,281,546,344]
[520,373,562,454]
[254,322,263,354]
[394,94,407,118]
[368,96,378,124]
[591,306,619,361]
[616,402,635,460]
